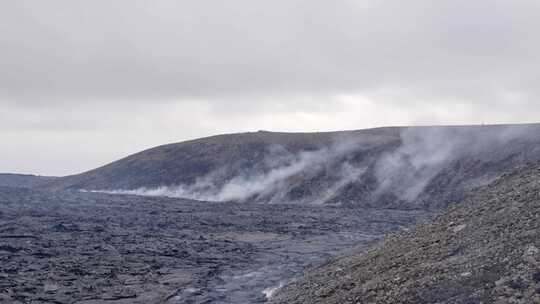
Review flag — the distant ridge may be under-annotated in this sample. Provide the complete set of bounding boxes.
[0,173,57,189]
[43,127,401,192]
[43,124,540,209]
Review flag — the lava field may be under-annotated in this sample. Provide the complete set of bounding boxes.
[0,187,430,303]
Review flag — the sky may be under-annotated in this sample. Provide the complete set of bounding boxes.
[1,0,540,176]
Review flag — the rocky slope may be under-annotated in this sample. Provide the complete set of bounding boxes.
[43,124,540,210]
[270,164,540,304]
[0,174,56,188]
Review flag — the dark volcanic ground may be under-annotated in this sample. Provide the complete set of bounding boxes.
[0,187,430,303]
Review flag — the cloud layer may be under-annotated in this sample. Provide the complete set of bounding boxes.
[3,0,540,102]
[1,1,540,175]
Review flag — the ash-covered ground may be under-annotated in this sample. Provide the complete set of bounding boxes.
[0,187,430,303]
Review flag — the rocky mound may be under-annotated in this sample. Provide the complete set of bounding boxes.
[44,124,540,210]
[270,164,540,304]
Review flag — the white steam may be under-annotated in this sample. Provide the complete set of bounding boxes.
[94,137,367,203]
[373,127,465,202]
[373,125,539,202]
[90,125,540,205]
[262,281,285,299]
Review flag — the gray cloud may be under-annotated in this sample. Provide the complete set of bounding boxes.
[2,0,540,102]
[1,0,540,175]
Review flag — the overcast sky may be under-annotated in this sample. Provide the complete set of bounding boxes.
[1,0,540,176]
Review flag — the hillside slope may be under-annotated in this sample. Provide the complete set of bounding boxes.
[270,165,540,304]
[0,173,57,188]
[45,124,540,209]
[43,128,399,199]
[44,128,399,190]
